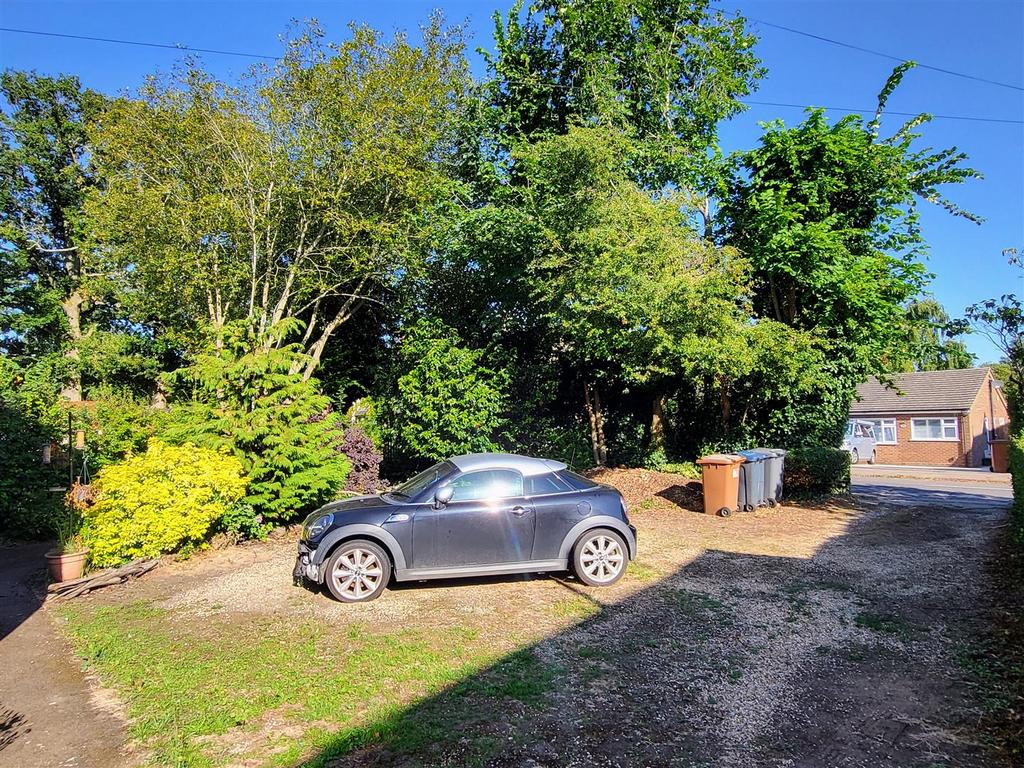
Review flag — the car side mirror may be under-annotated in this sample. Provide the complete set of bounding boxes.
[434,485,454,509]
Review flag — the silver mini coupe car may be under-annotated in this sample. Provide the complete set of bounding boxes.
[294,453,637,602]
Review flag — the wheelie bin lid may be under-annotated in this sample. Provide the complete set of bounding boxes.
[753,447,788,457]
[697,453,745,466]
[735,449,772,462]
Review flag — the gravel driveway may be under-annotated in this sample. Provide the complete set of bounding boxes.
[27,468,1015,767]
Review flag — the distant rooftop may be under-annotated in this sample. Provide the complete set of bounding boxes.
[850,368,997,416]
[450,453,568,477]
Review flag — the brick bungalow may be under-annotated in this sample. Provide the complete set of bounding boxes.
[849,367,1010,467]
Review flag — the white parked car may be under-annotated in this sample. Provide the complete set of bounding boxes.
[842,420,877,464]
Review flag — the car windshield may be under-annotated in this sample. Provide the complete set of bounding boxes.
[389,461,456,500]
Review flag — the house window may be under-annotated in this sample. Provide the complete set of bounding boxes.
[910,417,959,441]
[868,419,897,445]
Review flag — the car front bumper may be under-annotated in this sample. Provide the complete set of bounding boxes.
[293,540,321,584]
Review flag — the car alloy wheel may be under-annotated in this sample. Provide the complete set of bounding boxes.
[851,449,859,465]
[325,541,391,602]
[575,531,627,586]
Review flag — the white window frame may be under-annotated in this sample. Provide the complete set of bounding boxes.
[868,418,897,445]
[910,417,959,442]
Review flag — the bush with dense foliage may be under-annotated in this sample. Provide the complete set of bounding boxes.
[65,386,160,471]
[82,440,248,566]
[340,427,382,494]
[1009,432,1024,542]
[0,395,62,538]
[783,447,851,497]
[161,326,350,523]
[378,320,507,462]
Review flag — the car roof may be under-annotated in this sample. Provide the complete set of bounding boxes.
[449,453,569,477]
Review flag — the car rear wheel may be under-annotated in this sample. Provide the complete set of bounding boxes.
[868,451,876,464]
[324,540,391,603]
[573,530,628,586]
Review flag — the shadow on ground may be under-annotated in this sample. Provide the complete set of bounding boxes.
[292,497,1003,768]
[0,707,30,753]
[0,542,49,757]
[654,481,703,512]
[0,542,49,642]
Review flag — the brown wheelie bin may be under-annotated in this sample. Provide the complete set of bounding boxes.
[696,454,746,517]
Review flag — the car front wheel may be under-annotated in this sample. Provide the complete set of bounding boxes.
[573,530,628,587]
[324,540,391,602]
[850,449,859,465]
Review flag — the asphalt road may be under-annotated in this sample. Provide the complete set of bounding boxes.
[851,472,1013,511]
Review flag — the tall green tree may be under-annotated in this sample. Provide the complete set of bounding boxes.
[720,63,980,443]
[486,0,763,197]
[900,297,975,371]
[88,19,468,378]
[0,71,106,401]
[514,126,746,461]
[416,1,764,464]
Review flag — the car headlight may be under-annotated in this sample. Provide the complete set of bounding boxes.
[305,512,334,540]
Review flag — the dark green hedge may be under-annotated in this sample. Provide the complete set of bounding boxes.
[1009,432,1024,542]
[784,446,851,497]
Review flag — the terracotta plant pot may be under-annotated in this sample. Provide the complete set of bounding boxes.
[45,549,89,582]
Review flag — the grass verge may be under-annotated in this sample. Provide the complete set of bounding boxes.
[57,601,555,767]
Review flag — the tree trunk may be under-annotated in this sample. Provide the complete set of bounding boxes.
[584,382,601,466]
[718,375,731,431]
[591,382,608,466]
[60,291,84,402]
[650,394,666,453]
[151,378,169,410]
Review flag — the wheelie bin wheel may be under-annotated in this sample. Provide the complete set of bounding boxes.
[718,507,732,517]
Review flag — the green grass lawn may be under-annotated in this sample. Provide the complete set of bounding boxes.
[57,601,555,767]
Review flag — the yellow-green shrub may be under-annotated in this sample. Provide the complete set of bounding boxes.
[83,439,248,567]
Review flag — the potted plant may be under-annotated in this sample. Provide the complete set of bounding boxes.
[45,483,91,582]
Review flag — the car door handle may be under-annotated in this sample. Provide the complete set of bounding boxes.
[510,505,530,517]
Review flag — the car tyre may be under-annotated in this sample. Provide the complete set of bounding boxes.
[323,540,391,603]
[868,451,876,464]
[573,529,628,586]
[850,449,859,465]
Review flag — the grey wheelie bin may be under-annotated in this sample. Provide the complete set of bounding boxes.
[754,447,788,505]
[734,449,773,511]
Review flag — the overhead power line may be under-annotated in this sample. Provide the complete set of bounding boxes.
[722,8,1024,92]
[1,25,1020,125]
[0,26,279,61]
[742,99,1024,125]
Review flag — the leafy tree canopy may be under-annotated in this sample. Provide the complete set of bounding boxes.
[86,18,469,378]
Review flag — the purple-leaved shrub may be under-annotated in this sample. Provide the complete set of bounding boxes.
[341,426,382,494]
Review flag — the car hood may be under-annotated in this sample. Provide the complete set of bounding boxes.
[316,494,394,517]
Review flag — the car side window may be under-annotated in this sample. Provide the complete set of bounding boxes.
[525,472,572,496]
[446,470,524,502]
[558,470,598,490]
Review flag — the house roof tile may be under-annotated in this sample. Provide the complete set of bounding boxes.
[850,367,994,416]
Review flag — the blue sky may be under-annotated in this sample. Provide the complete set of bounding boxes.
[2,0,1021,361]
